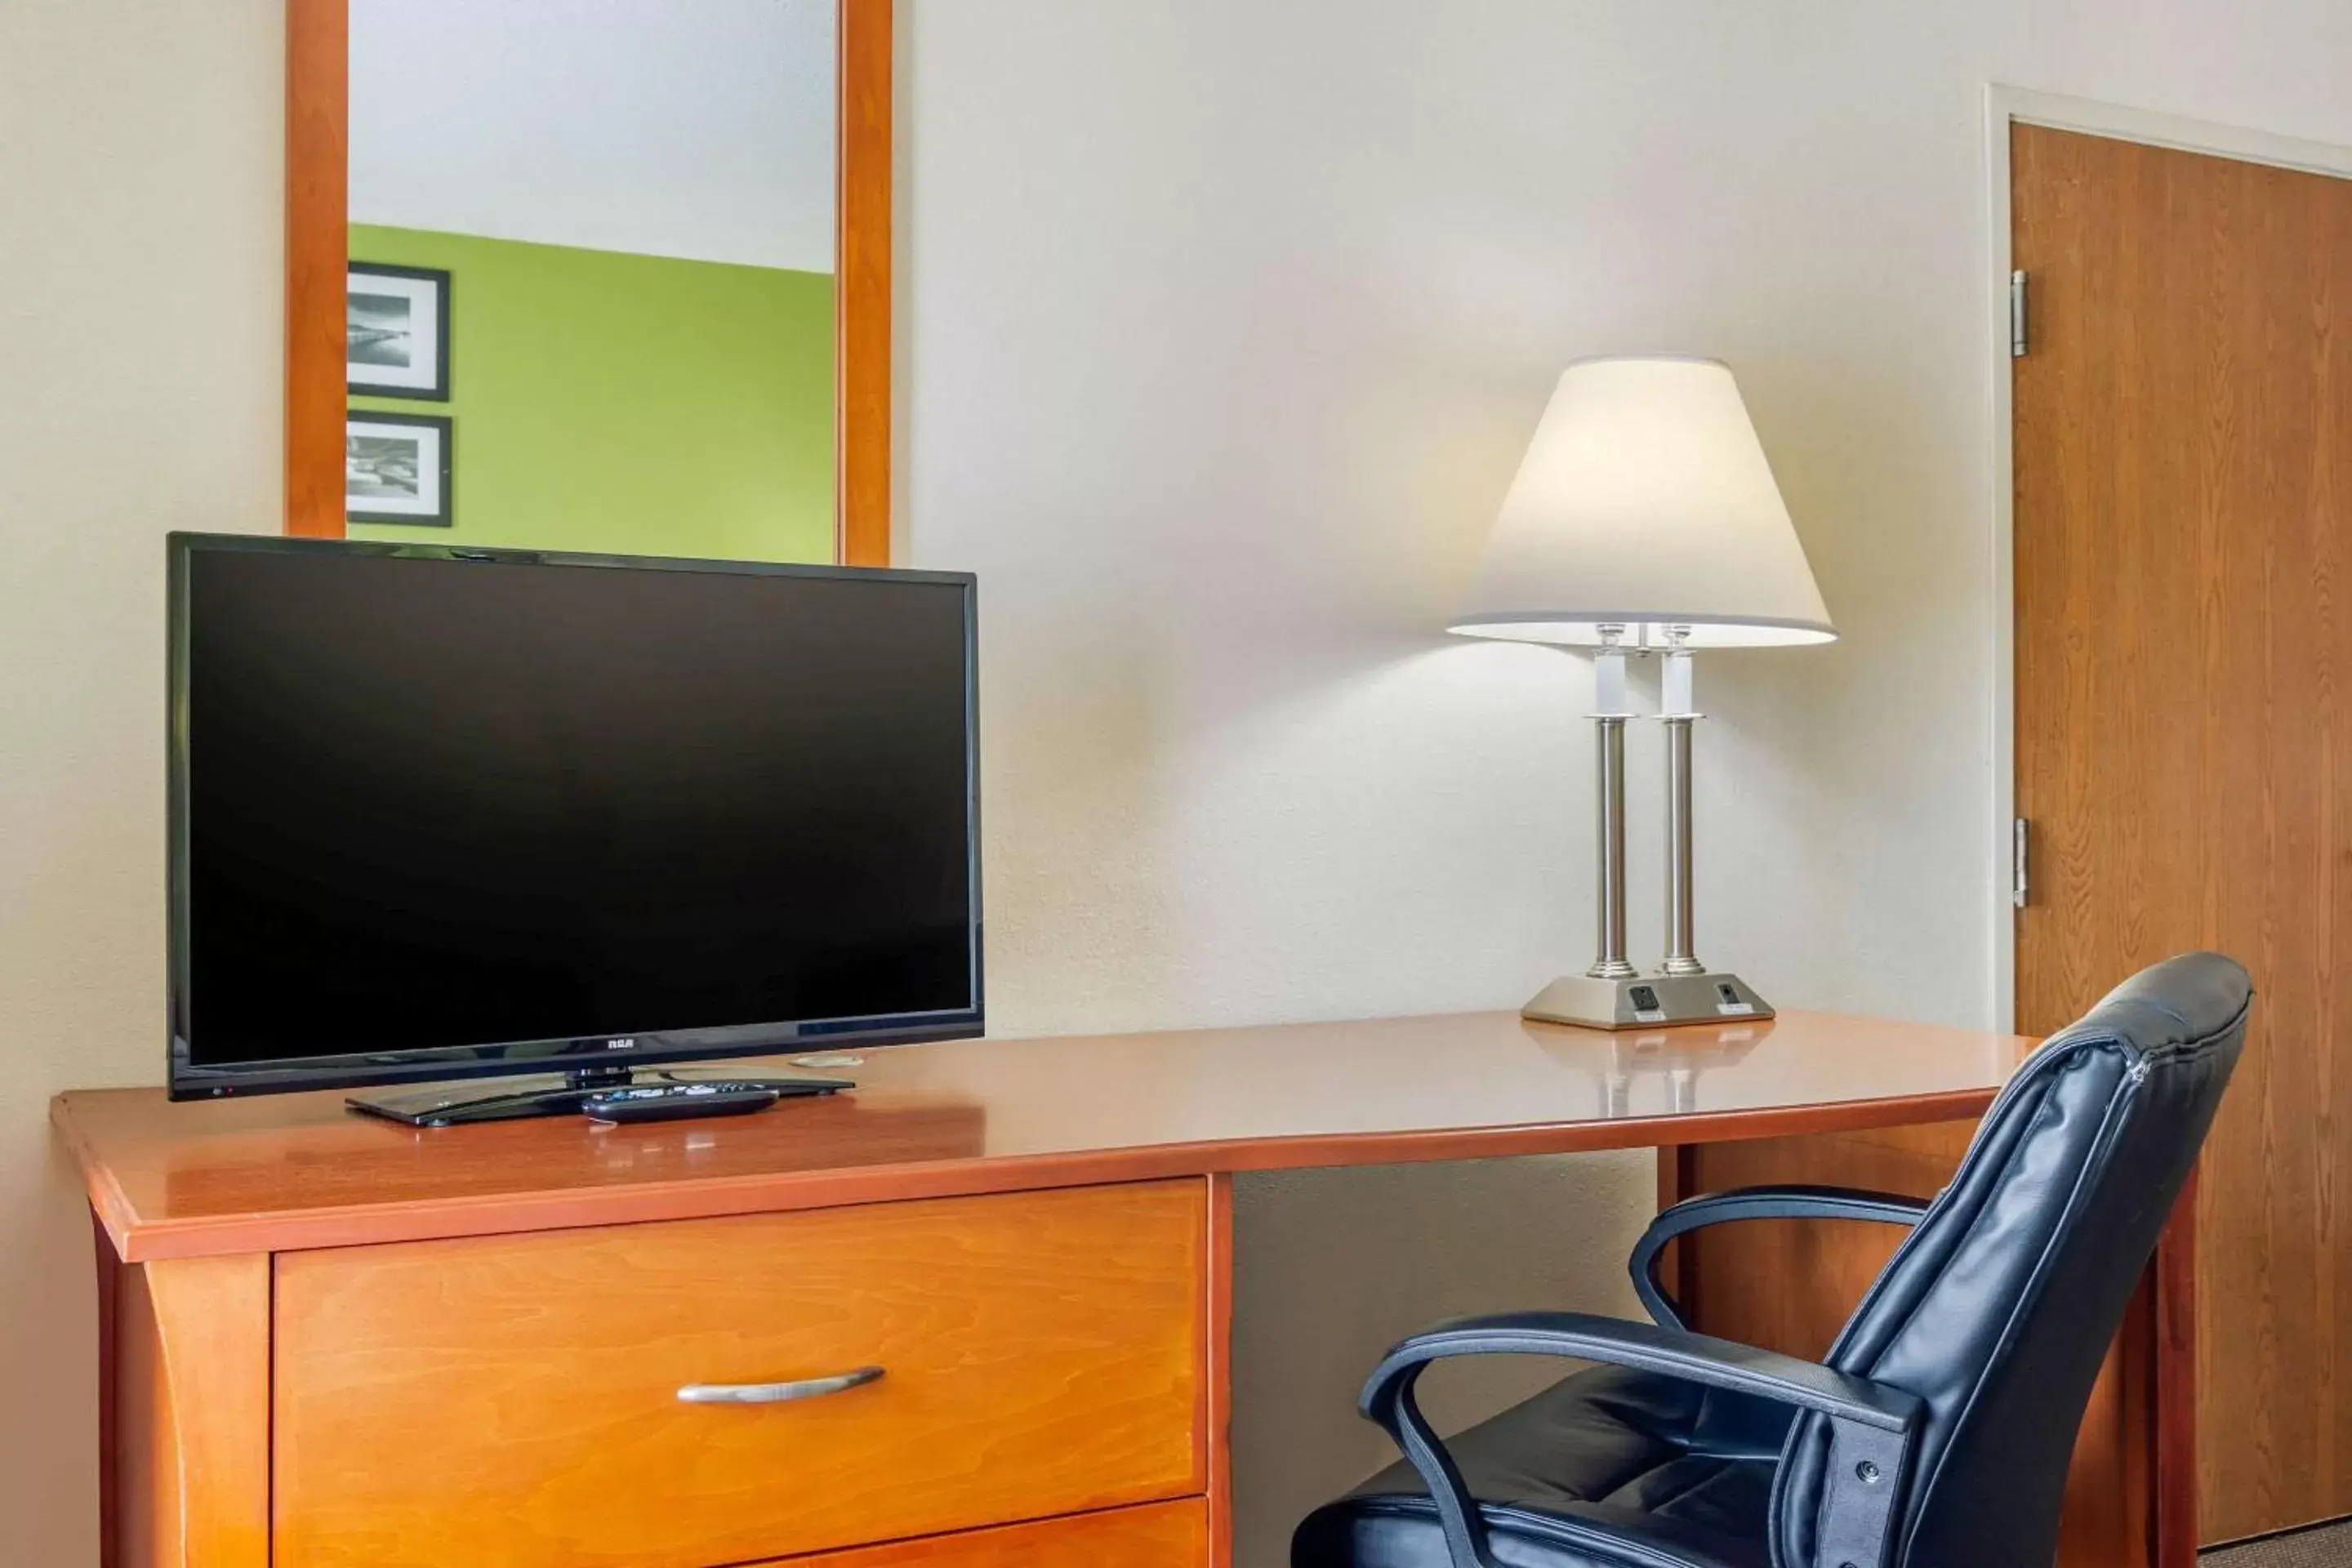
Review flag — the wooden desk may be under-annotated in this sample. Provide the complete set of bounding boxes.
[57,1009,2157,1568]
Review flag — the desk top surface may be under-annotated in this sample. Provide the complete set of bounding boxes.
[55,1008,2034,1261]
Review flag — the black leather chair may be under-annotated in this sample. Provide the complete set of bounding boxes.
[1294,952,2249,1568]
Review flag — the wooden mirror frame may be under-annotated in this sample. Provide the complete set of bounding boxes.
[285,0,893,567]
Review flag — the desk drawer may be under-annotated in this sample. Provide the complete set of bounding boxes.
[274,1181,1205,1568]
[760,1498,1207,1566]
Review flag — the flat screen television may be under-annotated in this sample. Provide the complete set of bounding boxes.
[168,534,982,1123]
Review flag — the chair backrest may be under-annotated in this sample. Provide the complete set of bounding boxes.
[1771,953,2248,1568]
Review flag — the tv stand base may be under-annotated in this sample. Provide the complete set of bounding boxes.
[346,1066,849,1128]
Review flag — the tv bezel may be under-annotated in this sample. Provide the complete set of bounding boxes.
[166,532,984,1102]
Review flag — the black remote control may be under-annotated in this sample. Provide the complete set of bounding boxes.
[581,1083,783,1124]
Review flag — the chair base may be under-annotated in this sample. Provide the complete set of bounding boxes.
[1522,971,1773,1031]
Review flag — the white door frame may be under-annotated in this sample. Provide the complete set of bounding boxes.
[1982,87,2352,1031]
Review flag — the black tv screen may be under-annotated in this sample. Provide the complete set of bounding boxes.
[168,536,981,1098]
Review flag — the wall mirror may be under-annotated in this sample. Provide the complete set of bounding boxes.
[287,0,891,565]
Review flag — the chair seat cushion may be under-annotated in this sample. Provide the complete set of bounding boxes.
[1292,1364,1783,1568]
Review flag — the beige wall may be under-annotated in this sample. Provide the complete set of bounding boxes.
[898,4,2352,1562]
[0,2,283,1561]
[11,2,2352,1565]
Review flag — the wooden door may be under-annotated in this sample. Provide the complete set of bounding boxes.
[2013,120,2352,1545]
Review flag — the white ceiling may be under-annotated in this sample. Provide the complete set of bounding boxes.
[350,0,836,273]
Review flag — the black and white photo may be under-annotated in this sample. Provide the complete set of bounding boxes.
[346,412,453,527]
[347,262,450,400]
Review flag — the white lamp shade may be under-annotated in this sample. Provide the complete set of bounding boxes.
[1449,356,1835,648]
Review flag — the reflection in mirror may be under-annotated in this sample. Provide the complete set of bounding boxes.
[344,0,838,561]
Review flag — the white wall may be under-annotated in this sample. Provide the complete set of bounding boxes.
[898,3,2352,1560]
[11,2,2352,1564]
[0,3,285,1561]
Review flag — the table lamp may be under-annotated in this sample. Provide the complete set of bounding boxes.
[1450,355,1834,1028]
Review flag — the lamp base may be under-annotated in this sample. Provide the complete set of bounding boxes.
[1521,970,1775,1031]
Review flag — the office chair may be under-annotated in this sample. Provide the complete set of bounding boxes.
[1294,952,2248,1568]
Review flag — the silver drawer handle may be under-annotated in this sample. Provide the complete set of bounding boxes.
[677,1365,885,1405]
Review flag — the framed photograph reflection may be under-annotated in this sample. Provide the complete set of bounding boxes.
[347,262,450,400]
[346,412,453,528]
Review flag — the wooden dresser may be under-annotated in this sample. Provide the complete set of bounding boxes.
[58,1009,2075,1568]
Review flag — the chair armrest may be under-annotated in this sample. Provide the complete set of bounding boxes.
[1360,1311,1921,1568]
[1632,1184,1930,1328]
[1362,1310,1922,1432]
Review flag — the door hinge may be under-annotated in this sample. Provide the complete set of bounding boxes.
[2010,270,2029,358]
[2011,817,2030,907]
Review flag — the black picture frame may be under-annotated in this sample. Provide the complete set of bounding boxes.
[347,261,451,401]
[345,410,454,528]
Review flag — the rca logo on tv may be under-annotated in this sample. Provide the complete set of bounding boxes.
[604,1038,636,1050]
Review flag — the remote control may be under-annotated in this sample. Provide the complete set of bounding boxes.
[581,1083,783,1124]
